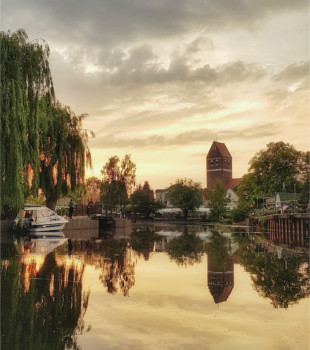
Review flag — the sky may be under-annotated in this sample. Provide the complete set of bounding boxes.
[2,0,309,189]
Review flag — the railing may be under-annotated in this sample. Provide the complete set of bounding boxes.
[74,204,114,217]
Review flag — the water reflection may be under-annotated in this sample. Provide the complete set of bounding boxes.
[235,233,310,308]
[206,231,235,304]
[1,224,309,350]
[1,237,90,350]
[166,226,204,266]
[131,228,162,260]
[70,239,135,296]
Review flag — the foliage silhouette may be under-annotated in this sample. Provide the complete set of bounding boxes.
[166,227,204,266]
[234,234,309,308]
[1,244,89,350]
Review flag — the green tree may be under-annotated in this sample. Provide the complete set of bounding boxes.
[100,155,136,209]
[129,181,163,218]
[230,200,250,222]
[39,103,92,210]
[167,178,203,220]
[1,29,54,216]
[85,176,102,203]
[297,151,310,206]
[237,142,308,203]
[1,29,92,214]
[207,180,228,221]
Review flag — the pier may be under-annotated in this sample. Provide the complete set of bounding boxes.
[258,213,309,248]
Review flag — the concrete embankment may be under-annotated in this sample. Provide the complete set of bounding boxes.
[63,216,132,239]
[63,216,99,239]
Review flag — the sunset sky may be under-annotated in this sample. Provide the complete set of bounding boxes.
[3,0,309,189]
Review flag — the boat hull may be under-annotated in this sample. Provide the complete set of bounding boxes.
[29,222,67,233]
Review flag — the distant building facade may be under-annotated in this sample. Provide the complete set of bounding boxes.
[155,189,171,207]
[206,141,241,189]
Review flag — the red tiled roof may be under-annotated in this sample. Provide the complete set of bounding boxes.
[209,284,234,303]
[212,141,231,158]
[228,178,242,188]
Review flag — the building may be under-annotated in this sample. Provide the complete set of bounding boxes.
[264,192,300,212]
[206,141,241,189]
[155,189,171,207]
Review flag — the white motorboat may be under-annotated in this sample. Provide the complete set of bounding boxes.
[14,204,68,234]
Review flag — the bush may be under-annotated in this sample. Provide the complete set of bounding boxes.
[230,201,249,223]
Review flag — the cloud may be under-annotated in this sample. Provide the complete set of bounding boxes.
[3,0,307,51]
[266,89,290,105]
[105,52,267,87]
[185,36,215,54]
[91,122,278,149]
[3,0,309,188]
[273,61,309,83]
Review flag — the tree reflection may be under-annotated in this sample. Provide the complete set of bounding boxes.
[166,227,204,266]
[235,234,309,308]
[130,228,163,260]
[1,244,89,350]
[99,239,135,296]
[70,239,136,297]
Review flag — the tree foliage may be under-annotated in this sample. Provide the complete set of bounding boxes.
[100,155,136,208]
[237,142,308,203]
[207,180,228,221]
[166,229,204,266]
[39,102,92,209]
[1,29,54,215]
[129,181,163,218]
[1,246,90,349]
[167,178,203,220]
[1,29,92,214]
[235,234,309,308]
[85,176,102,203]
[230,200,249,222]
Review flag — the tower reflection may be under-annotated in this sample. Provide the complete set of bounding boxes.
[207,231,236,304]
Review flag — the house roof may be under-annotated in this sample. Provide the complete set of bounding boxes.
[265,192,300,203]
[228,178,241,188]
[155,189,168,193]
[277,192,300,201]
[208,141,232,158]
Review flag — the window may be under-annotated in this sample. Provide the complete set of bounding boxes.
[23,210,33,218]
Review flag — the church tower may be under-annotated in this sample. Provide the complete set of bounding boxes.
[206,141,232,189]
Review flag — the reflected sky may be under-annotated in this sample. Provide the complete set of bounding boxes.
[79,253,309,350]
[1,226,309,350]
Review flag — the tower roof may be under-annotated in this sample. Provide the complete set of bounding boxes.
[207,141,231,158]
[209,284,234,304]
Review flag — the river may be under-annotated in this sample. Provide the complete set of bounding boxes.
[1,223,309,350]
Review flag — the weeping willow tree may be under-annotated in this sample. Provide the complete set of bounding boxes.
[1,29,54,216]
[39,101,92,210]
[1,29,92,215]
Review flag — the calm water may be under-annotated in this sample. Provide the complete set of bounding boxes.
[1,223,309,350]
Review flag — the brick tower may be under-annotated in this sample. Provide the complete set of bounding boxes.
[206,141,232,189]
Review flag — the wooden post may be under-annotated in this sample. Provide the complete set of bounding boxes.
[285,218,289,244]
[300,217,304,245]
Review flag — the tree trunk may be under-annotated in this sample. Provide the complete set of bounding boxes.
[183,209,188,221]
[46,194,58,211]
